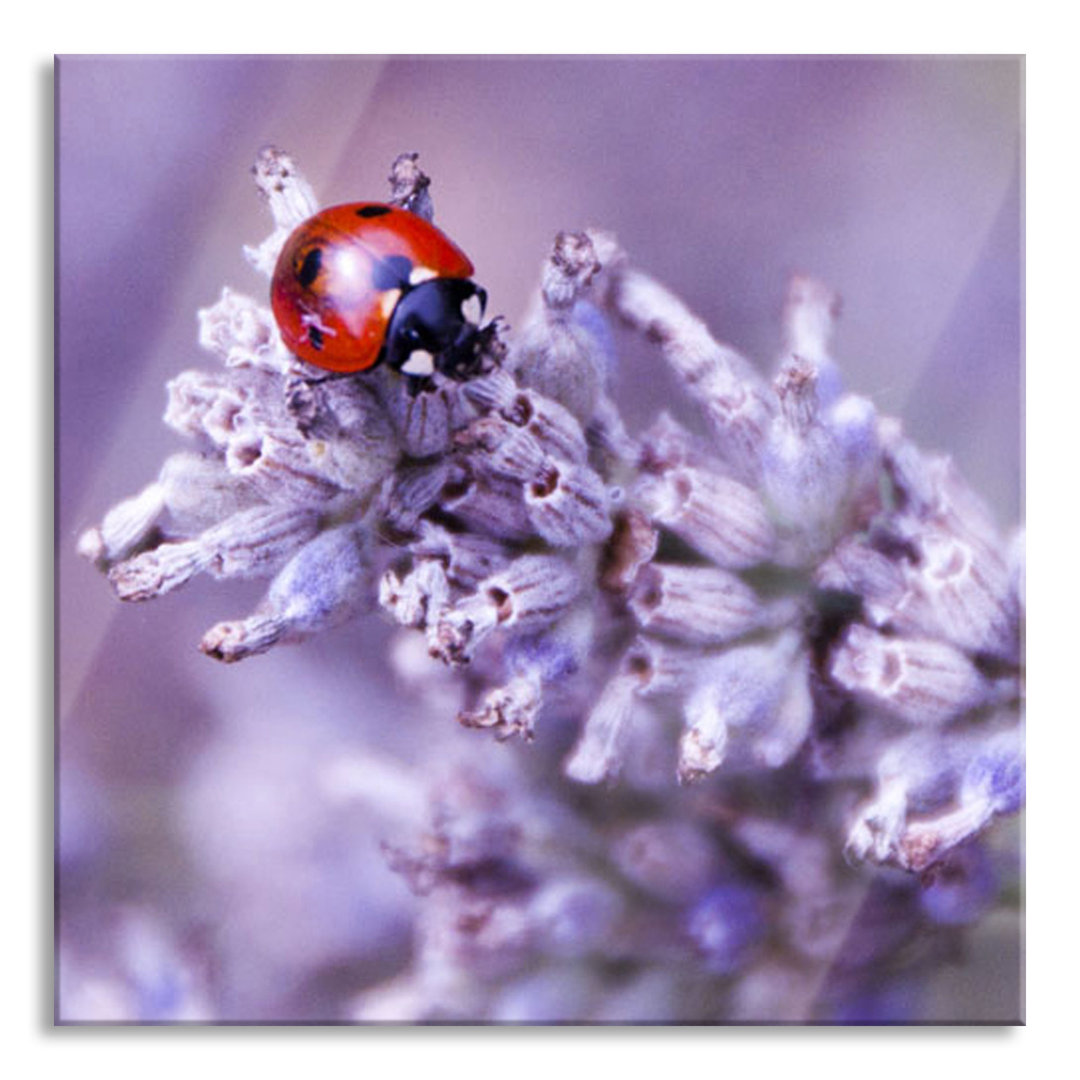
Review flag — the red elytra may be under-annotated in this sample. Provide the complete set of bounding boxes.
[270,202,475,373]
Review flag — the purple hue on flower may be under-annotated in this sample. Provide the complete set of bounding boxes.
[919,843,999,926]
[61,57,1023,1024]
[687,884,767,976]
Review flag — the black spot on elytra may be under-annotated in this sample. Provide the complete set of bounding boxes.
[297,247,323,288]
[307,324,324,351]
[371,254,413,290]
[356,204,392,218]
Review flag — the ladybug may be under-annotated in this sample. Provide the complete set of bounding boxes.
[270,202,487,379]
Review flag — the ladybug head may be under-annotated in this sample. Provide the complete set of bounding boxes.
[384,278,489,381]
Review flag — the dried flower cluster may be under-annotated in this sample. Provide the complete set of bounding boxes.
[76,149,1024,1022]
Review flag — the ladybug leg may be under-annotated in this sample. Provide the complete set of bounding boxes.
[294,370,355,386]
[403,373,436,398]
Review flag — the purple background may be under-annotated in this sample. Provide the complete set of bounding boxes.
[56,56,1023,1021]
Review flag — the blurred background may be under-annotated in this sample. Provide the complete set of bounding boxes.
[56,56,1023,1022]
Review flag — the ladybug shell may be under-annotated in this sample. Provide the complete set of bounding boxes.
[270,202,475,373]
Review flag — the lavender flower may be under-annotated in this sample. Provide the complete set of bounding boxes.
[76,149,1024,1024]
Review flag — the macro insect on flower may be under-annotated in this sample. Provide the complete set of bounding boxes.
[271,201,490,380]
[74,147,1024,1024]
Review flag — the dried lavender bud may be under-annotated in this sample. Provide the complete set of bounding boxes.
[627,562,792,645]
[815,535,907,628]
[781,275,842,401]
[563,672,639,784]
[599,260,772,480]
[380,460,452,532]
[163,368,248,445]
[409,520,512,590]
[431,555,582,666]
[458,414,552,485]
[634,464,776,569]
[880,419,1002,548]
[380,558,451,630]
[622,636,707,698]
[476,554,583,630]
[108,506,321,601]
[503,607,595,685]
[961,724,1025,816]
[376,372,458,459]
[201,523,374,662]
[78,480,166,567]
[509,233,609,423]
[830,624,1000,726]
[891,525,1018,662]
[678,631,807,783]
[439,465,537,542]
[760,356,868,561]
[458,671,542,741]
[523,461,613,547]
[198,287,293,374]
[387,151,433,220]
[164,367,385,505]
[157,452,261,536]
[465,376,591,466]
[243,145,319,275]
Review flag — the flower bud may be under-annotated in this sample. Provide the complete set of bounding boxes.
[635,465,776,569]
[109,506,321,601]
[458,671,542,742]
[607,264,774,480]
[381,460,452,531]
[378,376,456,458]
[563,672,639,784]
[78,481,166,567]
[200,523,373,661]
[781,275,842,399]
[815,536,906,628]
[524,461,613,546]
[410,521,512,589]
[893,526,1018,661]
[198,287,290,373]
[678,632,805,782]
[760,357,859,559]
[158,452,261,535]
[458,414,549,484]
[880,420,1002,547]
[628,562,789,645]
[439,466,536,542]
[830,624,997,726]
[962,724,1025,816]
[379,558,450,630]
[432,555,582,665]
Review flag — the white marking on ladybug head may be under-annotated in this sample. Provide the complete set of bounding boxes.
[461,293,484,326]
[378,288,403,320]
[409,265,438,286]
[401,349,436,377]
